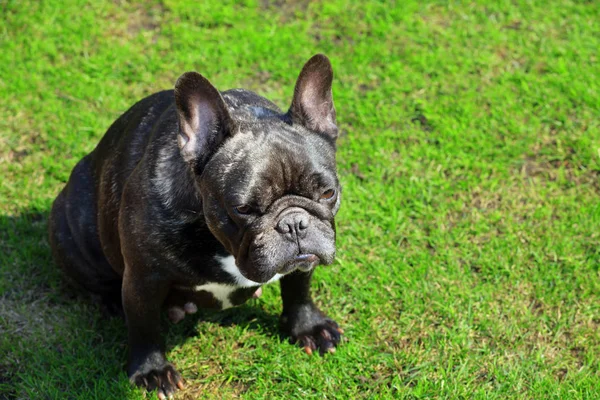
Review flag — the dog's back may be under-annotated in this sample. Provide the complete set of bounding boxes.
[48,90,175,308]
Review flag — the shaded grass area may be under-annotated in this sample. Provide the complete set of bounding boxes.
[1,0,599,398]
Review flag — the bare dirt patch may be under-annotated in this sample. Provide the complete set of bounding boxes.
[521,135,600,193]
[126,1,165,37]
[261,0,313,23]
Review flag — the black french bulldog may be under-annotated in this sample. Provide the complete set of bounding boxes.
[48,54,343,398]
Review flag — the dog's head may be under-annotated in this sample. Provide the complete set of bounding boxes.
[174,54,340,283]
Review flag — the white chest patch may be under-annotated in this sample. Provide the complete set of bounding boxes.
[188,255,283,309]
[189,282,238,309]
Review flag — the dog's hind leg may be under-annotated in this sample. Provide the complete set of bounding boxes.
[48,156,122,314]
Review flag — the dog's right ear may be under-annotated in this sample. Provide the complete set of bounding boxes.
[175,72,234,168]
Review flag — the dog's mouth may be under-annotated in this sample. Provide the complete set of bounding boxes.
[277,253,320,275]
[231,203,336,283]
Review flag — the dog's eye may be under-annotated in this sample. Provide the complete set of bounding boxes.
[234,205,253,215]
[320,189,336,200]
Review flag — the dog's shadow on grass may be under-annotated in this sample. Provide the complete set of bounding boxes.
[0,210,283,399]
[166,302,284,346]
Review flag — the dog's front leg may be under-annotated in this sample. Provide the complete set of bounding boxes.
[279,270,343,355]
[122,268,184,398]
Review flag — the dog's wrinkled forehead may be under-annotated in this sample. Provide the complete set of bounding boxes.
[204,118,337,208]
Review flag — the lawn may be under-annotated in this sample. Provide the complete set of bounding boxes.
[1,0,599,398]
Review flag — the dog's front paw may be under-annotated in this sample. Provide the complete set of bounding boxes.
[281,303,343,355]
[130,362,184,399]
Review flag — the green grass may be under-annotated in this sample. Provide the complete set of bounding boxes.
[1,0,600,398]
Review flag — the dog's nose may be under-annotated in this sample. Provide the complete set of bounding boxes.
[276,212,309,240]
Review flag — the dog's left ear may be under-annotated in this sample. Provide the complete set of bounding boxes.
[175,72,234,168]
[288,54,338,140]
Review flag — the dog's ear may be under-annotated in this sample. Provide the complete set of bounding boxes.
[288,54,338,140]
[175,72,234,167]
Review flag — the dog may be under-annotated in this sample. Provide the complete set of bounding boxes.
[49,54,343,398]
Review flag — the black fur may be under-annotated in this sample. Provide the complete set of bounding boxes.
[48,54,343,397]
